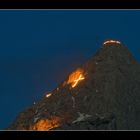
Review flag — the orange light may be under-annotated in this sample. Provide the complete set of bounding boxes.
[46,93,52,98]
[72,74,85,88]
[31,117,61,130]
[67,69,85,88]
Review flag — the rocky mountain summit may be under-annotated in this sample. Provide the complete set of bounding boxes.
[8,40,140,130]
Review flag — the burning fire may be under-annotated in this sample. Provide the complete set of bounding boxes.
[72,74,85,88]
[46,93,52,98]
[67,69,85,88]
[31,117,61,130]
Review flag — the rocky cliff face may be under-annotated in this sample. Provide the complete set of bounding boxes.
[8,40,140,130]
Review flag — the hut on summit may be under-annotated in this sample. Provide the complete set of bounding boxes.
[103,40,121,47]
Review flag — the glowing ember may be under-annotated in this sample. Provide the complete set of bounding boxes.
[67,69,85,88]
[103,40,121,45]
[72,74,85,88]
[31,117,61,130]
[46,93,52,98]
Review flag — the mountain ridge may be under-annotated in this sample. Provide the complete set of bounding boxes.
[8,40,140,130]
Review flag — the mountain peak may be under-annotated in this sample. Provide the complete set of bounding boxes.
[8,40,140,130]
[91,39,136,66]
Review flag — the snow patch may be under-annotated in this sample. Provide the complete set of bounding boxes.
[34,117,39,123]
[72,96,75,108]
[95,62,98,65]
[96,89,98,92]
[72,112,92,123]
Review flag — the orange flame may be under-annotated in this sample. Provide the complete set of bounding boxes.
[72,74,85,88]
[31,117,61,130]
[46,93,52,98]
[67,69,85,88]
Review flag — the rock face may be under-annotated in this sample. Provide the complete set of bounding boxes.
[8,40,140,130]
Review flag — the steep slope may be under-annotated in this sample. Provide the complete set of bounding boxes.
[8,40,140,130]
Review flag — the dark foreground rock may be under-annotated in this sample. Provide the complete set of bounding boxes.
[54,113,117,130]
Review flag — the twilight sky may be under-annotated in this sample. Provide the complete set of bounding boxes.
[0,10,140,129]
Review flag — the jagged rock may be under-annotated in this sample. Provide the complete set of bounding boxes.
[8,40,140,130]
[54,113,117,130]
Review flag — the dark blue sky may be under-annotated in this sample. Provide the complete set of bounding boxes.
[0,10,140,129]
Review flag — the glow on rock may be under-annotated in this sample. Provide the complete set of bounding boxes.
[46,93,52,98]
[67,69,85,88]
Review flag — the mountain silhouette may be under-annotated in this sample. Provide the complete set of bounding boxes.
[8,40,140,130]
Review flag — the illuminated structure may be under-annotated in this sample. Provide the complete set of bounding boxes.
[103,40,121,47]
